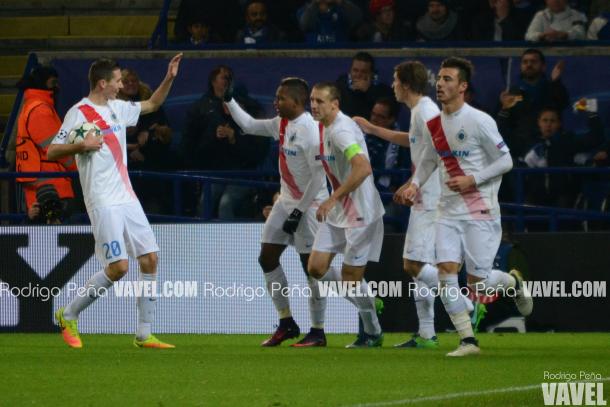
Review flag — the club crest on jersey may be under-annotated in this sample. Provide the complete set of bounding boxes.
[456,129,467,143]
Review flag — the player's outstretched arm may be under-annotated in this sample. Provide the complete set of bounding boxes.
[353,116,410,147]
[141,53,183,115]
[225,99,276,137]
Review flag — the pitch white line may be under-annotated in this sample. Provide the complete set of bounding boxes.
[343,377,610,407]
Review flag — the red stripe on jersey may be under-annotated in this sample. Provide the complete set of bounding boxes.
[318,122,362,224]
[278,118,303,200]
[78,104,136,198]
[426,115,491,220]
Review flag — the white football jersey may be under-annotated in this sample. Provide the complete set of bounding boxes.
[419,103,510,220]
[408,96,441,212]
[225,100,328,211]
[52,98,140,211]
[318,111,385,228]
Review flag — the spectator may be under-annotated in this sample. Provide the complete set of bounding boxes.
[523,106,604,207]
[236,1,285,44]
[181,65,269,218]
[471,0,530,41]
[525,0,587,41]
[298,0,363,43]
[355,0,415,42]
[587,6,610,39]
[335,52,394,118]
[180,15,220,48]
[15,65,77,223]
[174,0,241,43]
[364,98,406,189]
[118,68,175,214]
[497,49,569,161]
[415,0,465,41]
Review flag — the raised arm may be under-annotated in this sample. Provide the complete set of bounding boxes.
[225,99,277,137]
[140,53,182,115]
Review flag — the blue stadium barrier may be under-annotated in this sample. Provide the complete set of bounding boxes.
[2,168,610,231]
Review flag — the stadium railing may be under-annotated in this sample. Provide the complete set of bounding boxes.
[2,168,610,232]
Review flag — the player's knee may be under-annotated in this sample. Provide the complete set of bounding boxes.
[307,260,326,280]
[107,260,129,280]
[403,260,421,278]
[139,252,158,274]
[258,254,279,273]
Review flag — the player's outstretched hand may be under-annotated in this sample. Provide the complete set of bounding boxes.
[352,116,375,135]
[316,197,336,222]
[282,208,303,234]
[446,175,476,193]
[82,130,103,153]
[167,53,183,79]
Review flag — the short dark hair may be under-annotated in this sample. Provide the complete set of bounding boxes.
[440,57,474,84]
[373,97,399,119]
[88,58,120,90]
[522,48,546,64]
[394,60,428,95]
[352,51,376,72]
[313,82,341,103]
[538,106,562,120]
[207,65,233,94]
[280,77,309,106]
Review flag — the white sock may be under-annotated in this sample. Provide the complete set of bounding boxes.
[263,265,291,319]
[307,276,326,329]
[471,269,516,296]
[439,273,473,339]
[352,279,382,336]
[412,278,435,339]
[64,269,113,320]
[417,263,439,289]
[136,272,157,340]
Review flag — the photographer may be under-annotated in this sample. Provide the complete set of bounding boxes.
[26,184,69,224]
[15,65,77,221]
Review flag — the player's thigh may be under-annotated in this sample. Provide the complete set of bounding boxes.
[261,201,293,247]
[293,206,318,254]
[344,217,384,267]
[123,201,159,259]
[403,209,436,264]
[435,218,464,266]
[90,206,129,266]
[312,221,346,256]
[463,218,502,279]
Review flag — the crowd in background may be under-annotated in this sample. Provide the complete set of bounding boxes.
[9,0,610,227]
[173,0,610,47]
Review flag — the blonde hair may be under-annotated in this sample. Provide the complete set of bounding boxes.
[118,68,152,101]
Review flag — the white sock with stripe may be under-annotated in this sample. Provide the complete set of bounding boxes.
[64,269,113,320]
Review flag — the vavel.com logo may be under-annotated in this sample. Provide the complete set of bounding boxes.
[542,371,607,405]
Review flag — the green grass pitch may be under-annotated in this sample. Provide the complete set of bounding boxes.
[1,333,608,406]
